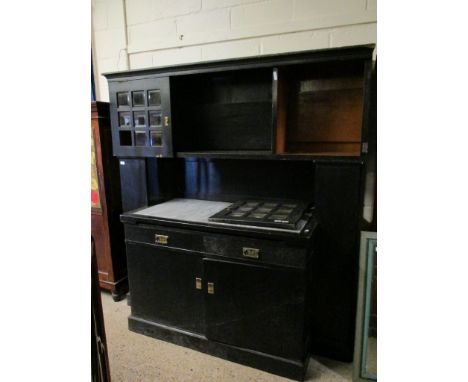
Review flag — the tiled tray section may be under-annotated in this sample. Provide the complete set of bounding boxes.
[208,199,310,229]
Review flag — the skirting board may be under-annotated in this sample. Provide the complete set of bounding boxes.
[128,315,309,381]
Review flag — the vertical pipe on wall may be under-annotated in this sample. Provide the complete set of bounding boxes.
[121,0,130,70]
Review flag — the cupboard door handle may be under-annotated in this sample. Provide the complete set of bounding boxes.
[195,278,202,290]
[242,247,259,259]
[155,234,168,245]
[207,282,215,294]
[164,116,169,126]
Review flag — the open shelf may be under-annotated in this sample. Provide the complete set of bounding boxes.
[171,68,274,153]
[172,57,367,159]
[275,60,366,157]
[106,46,373,159]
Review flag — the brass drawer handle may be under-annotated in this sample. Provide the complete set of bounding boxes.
[195,278,202,290]
[164,116,169,126]
[207,282,215,294]
[242,247,259,259]
[155,234,168,245]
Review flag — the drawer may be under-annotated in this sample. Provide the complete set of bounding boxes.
[124,223,310,269]
[124,224,204,253]
[203,233,308,269]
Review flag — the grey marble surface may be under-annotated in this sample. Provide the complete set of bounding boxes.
[137,198,231,222]
[134,198,306,233]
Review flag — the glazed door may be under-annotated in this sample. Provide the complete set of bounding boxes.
[126,242,204,334]
[203,258,307,360]
[109,76,172,157]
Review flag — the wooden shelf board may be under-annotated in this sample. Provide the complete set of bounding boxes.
[176,151,362,162]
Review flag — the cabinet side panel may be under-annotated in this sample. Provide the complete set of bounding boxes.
[119,159,148,212]
[311,163,362,361]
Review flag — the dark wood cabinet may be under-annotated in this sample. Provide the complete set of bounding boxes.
[103,45,377,380]
[91,102,128,300]
[122,214,316,380]
[105,46,373,159]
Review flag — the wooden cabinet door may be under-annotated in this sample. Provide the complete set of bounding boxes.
[203,258,307,360]
[126,242,204,334]
[109,76,172,157]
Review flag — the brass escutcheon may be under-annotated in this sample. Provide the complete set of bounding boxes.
[207,282,215,294]
[242,247,260,259]
[155,234,168,245]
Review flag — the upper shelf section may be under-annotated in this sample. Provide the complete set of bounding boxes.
[275,59,366,156]
[104,45,374,159]
[171,67,274,153]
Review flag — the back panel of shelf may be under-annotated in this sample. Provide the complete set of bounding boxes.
[275,59,366,157]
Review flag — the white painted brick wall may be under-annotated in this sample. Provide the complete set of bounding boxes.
[202,0,264,10]
[202,38,261,61]
[153,46,203,66]
[293,0,366,19]
[93,28,127,59]
[128,18,178,52]
[126,0,201,25]
[330,23,377,48]
[230,0,294,28]
[261,29,329,54]
[176,8,231,44]
[92,0,376,101]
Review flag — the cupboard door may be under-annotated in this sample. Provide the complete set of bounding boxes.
[203,258,307,360]
[127,242,204,334]
[109,76,172,157]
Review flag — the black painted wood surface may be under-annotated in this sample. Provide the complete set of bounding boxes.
[171,69,273,152]
[182,158,316,202]
[204,258,307,360]
[310,163,363,361]
[123,221,314,268]
[119,158,148,212]
[109,76,172,158]
[105,46,377,374]
[104,46,374,160]
[104,46,372,80]
[126,242,205,334]
[123,217,316,380]
[128,316,309,380]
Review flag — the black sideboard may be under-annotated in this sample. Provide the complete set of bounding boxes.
[103,45,377,381]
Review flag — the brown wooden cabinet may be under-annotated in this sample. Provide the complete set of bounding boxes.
[91,101,128,301]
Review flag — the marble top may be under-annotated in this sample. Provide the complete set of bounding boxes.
[134,198,307,233]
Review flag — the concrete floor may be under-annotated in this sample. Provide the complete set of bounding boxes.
[101,291,354,382]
